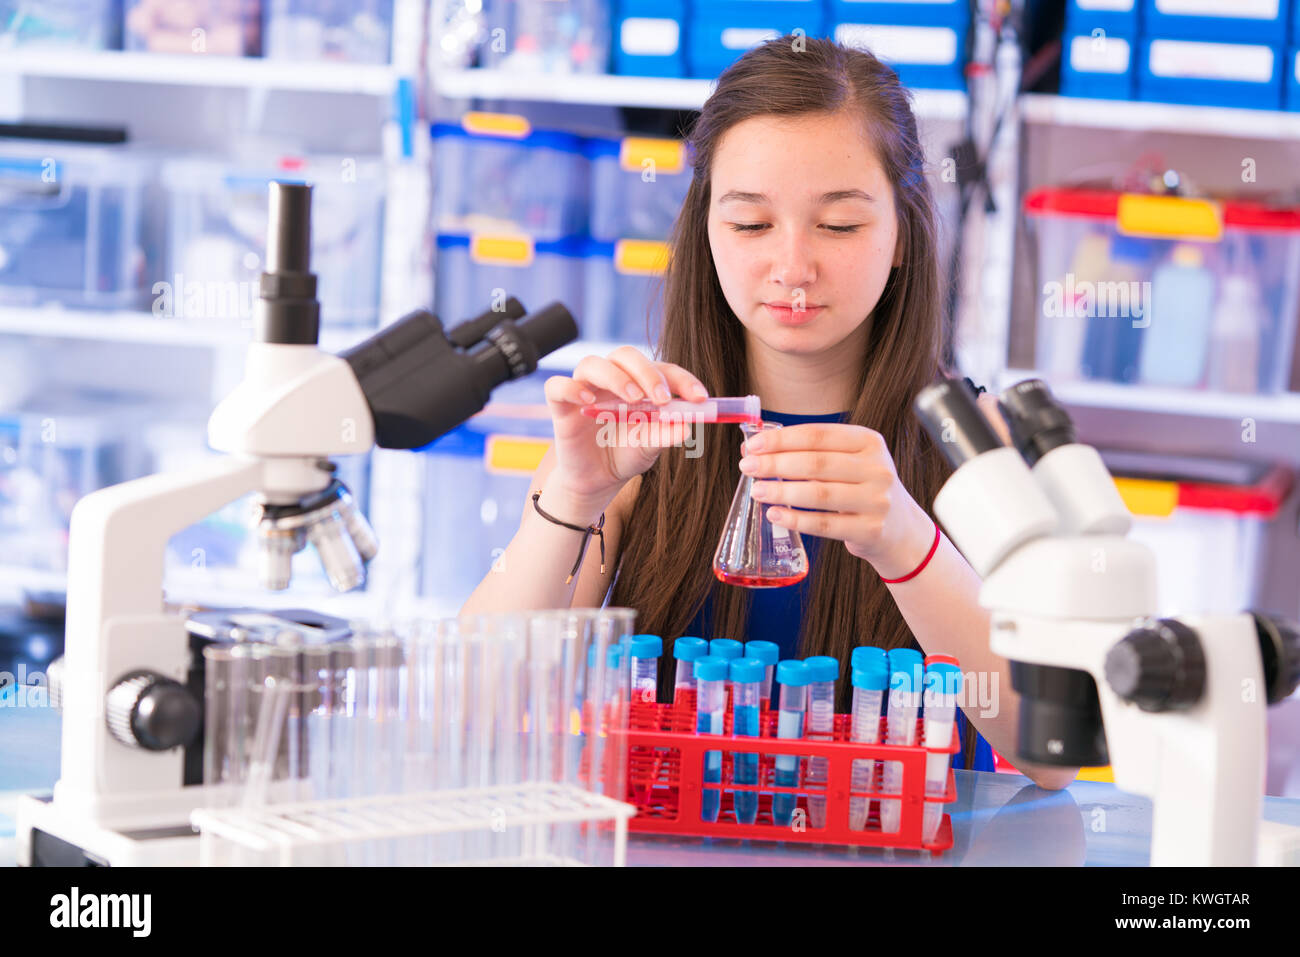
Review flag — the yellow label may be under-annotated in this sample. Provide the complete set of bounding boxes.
[1116,194,1222,241]
[461,111,531,138]
[470,234,534,266]
[619,136,685,174]
[1113,477,1178,517]
[614,239,670,275]
[1074,765,1115,783]
[485,435,551,475]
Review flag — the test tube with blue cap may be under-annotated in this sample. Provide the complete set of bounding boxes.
[802,655,839,829]
[672,636,708,712]
[694,655,729,822]
[728,657,764,825]
[849,649,888,830]
[921,662,962,843]
[881,648,924,833]
[709,638,743,661]
[772,660,810,827]
[627,634,662,704]
[743,640,780,708]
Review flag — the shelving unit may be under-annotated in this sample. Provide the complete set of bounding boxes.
[0,50,399,96]
[996,369,1300,424]
[0,306,375,353]
[6,6,1300,622]
[433,67,970,120]
[1020,93,1300,142]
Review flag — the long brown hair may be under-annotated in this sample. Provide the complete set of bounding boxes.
[610,37,977,767]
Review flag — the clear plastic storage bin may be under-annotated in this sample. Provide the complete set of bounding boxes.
[1109,459,1292,617]
[587,135,691,242]
[0,396,153,574]
[161,156,384,328]
[435,232,585,333]
[582,237,667,345]
[125,0,262,55]
[0,140,152,309]
[420,373,554,606]
[433,115,589,240]
[263,0,391,63]
[0,0,121,49]
[1023,188,1300,394]
[481,0,610,73]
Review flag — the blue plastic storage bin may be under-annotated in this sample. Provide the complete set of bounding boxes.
[687,1,827,78]
[587,136,691,242]
[0,140,152,309]
[435,232,587,334]
[830,0,968,89]
[1065,0,1140,38]
[582,238,668,344]
[832,21,968,89]
[433,116,589,240]
[614,0,687,75]
[420,373,554,605]
[1137,36,1283,108]
[1288,47,1300,108]
[1060,30,1137,99]
[829,0,969,26]
[1141,0,1289,45]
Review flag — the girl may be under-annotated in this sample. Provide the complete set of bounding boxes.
[462,36,1077,789]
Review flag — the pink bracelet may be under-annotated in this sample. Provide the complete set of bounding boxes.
[879,519,941,584]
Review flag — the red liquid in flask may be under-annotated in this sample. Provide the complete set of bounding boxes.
[713,568,809,588]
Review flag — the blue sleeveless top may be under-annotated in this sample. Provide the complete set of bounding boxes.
[681,407,996,773]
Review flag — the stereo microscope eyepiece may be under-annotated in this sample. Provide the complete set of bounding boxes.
[914,377,1004,470]
[997,378,1077,468]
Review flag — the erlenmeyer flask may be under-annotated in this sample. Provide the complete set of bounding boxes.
[713,421,809,588]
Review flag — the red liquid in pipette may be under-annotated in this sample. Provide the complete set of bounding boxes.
[713,569,809,588]
[579,407,760,424]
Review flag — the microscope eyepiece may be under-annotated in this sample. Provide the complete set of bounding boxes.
[997,379,1077,468]
[256,181,321,346]
[342,300,579,450]
[914,377,1004,470]
[446,297,526,348]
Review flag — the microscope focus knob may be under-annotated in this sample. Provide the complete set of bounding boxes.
[106,672,201,751]
[1105,619,1206,713]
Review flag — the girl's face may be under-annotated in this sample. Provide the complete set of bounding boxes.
[707,110,901,357]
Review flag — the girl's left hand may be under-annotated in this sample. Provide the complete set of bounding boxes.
[739,423,934,579]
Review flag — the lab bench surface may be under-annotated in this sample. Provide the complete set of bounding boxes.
[4,706,1300,867]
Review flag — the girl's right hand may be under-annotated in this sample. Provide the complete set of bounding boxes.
[543,347,709,508]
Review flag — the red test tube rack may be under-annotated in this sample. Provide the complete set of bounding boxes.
[612,696,959,853]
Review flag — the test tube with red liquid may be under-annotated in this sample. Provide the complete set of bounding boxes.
[580,395,761,424]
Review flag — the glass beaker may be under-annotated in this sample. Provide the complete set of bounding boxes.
[713,421,809,588]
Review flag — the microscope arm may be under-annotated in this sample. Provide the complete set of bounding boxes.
[58,455,268,815]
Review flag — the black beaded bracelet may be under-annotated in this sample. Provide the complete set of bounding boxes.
[531,490,606,584]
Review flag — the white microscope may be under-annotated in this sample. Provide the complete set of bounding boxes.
[17,182,578,865]
[914,377,1300,866]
